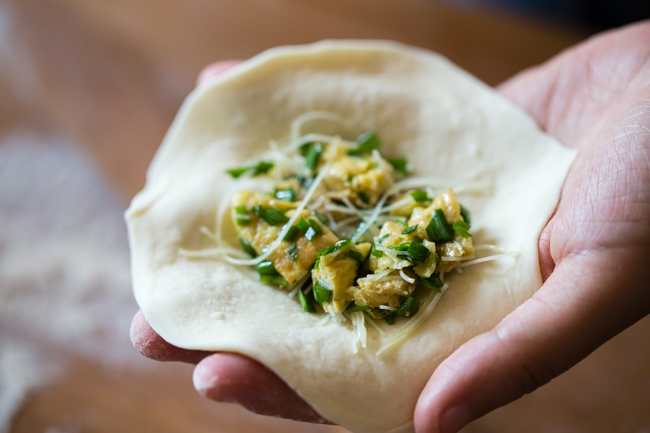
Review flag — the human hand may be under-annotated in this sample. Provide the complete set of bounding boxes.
[131,20,650,431]
[414,20,650,433]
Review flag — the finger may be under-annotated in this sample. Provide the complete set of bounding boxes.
[130,310,212,364]
[414,247,650,433]
[193,352,332,424]
[196,60,243,86]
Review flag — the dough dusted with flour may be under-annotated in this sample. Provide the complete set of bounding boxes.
[126,41,575,433]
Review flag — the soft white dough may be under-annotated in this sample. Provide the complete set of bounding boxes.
[126,41,576,433]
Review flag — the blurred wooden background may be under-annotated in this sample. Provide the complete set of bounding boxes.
[2,1,648,432]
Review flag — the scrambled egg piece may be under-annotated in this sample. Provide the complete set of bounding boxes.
[348,270,416,309]
[407,188,473,272]
[318,144,394,207]
[369,221,415,273]
[313,256,358,314]
[231,190,338,284]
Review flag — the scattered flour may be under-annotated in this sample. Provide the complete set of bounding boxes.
[0,131,139,432]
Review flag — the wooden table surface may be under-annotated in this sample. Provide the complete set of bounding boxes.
[3,1,649,432]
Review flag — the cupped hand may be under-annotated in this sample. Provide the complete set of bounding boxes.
[414,20,650,433]
[131,21,650,431]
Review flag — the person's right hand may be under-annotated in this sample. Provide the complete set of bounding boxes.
[414,20,650,432]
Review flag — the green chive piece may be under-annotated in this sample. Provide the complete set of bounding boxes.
[396,296,420,317]
[401,224,418,235]
[297,217,310,233]
[371,244,383,258]
[305,143,323,171]
[282,225,300,242]
[421,275,443,292]
[315,211,329,226]
[298,288,316,312]
[346,304,370,313]
[308,218,323,235]
[255,260,279,276]
[347,131,380,155]
[274,188,296,201]
[313,280,332,305]
[253,206,290,226]
[388,242,411,252]
[235,205,250,226]
[239,237,257,257]
[426,209,454,242]
[395,220,407,227]
[459,203,471,225]
[226,161,274,178]
[358,191,370,204]
[348,250,364,264]
[387,157,410,175]
[407,241,430,263]
[453,219,473,238]
[287,243,298,261]
[384,313,396,325]
[411,190,429,202]
[378,234,390,244]
[260,274,288,286]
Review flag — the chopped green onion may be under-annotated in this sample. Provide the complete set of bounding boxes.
[396,296,420,317]
[411,190,429,202]
[459,203,471,225]
[348,250,365,264]
[453,219,472,238]
[384,313,396,325]
[358,191,370,204]
[368,162,380,170]
[282,225,300,242]
[234,205,250,226]
[298,288,316,312]
[371,244,383,258]
[239,237,257,257]
[287,243,298,261]
[308,218,323,235]
[274,188,296,201]
[297,217,311,233]
[346,304,370,313]
[348,131,380,155]
[387,157,409,175]
[305,143,323,171]
[255,260,280,276]
[260,275,288,286]
[395,220,407,227]
[401,224,418,235]
[407,241,430,263]
[388,242,411,252]
[421,275,443,292]
[253,206,290,226]
[226,161,274,178]
[313,279,332,305]
[426,209,454,242]
[315,211,329,226]
[378,234,390,244]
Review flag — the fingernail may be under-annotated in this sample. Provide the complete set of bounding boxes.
[440,406,470,433]
[193,359,219,396]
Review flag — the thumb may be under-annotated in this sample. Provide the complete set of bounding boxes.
[413,247,649,433]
